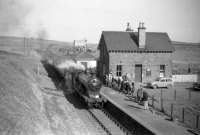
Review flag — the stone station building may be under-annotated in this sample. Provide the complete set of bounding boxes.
[97,23,175,83]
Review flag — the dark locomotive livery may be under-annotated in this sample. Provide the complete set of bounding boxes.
[72,71,107,108]
[50,58,106,108]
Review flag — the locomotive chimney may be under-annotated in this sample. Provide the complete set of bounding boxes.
[138,22,146,48]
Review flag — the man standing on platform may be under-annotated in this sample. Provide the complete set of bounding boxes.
[105,74,109,86]
[136,85,143,103]
[108,72,113,88]
[142,90,149,110]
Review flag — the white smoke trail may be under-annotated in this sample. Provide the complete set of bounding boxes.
[57,60,85,71]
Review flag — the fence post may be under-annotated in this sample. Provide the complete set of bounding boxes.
[182,107,185,123]
[174,89,176,100]
[160,89,164,112]
[170,103,174,121]
[196,115,199,129]
[152,95,154,108]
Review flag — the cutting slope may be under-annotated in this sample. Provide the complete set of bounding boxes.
[0,50,90,135]
[0,51,53,135]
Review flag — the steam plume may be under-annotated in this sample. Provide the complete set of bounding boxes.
[57,60,85,71]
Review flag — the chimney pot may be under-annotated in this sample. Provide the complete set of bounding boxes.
[138,22,146,48]
[139,22,142,28]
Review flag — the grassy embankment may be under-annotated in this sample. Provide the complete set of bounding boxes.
[0,50,90,135]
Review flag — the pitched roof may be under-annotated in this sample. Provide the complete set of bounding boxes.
[75,52,96,61]
[100,31,175,52]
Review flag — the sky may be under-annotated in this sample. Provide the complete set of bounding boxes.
[0,0,200,43]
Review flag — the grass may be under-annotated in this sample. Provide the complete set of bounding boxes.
[0,50,90,135]
[0,36,98,135]
[0,51,53,134]
[172,44,200,74]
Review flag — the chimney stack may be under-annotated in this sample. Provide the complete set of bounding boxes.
[138,22,146,48]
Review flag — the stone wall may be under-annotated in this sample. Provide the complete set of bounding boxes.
[97,37,109,80]
[109,52,173,82]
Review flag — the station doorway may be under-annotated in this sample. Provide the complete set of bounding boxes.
[135,64,142,82]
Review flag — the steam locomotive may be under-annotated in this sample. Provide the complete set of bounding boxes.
[72,71,107,108]
[50,58,106,108]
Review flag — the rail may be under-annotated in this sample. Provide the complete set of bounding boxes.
[87,108,133,135]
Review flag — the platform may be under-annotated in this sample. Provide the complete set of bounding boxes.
[101,86,192,135]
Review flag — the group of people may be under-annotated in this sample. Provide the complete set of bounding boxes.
[104,73,135,96]
[104,72,149,110]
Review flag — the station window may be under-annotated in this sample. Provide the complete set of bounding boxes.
[116,65,122,77]
[160,65,165,77]
[146,68,151,77]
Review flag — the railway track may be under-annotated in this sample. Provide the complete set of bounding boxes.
[42,62,150,135]
[87,108,134,135]
[72,92,134,135]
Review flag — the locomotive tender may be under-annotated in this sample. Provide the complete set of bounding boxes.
[72,71,107,108]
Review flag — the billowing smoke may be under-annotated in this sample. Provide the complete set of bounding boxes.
[37,27,48,49]
[0,0,31,35]
[0,0,48,40]
[57,60,85,72]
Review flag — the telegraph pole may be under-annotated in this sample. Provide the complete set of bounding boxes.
[24,37,26,56]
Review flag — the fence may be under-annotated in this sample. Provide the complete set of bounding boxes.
[172,74,198,82]
[104,80,200,130]
[149,88,200,130]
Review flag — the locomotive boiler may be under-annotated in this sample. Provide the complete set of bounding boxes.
[72,71,107,108]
